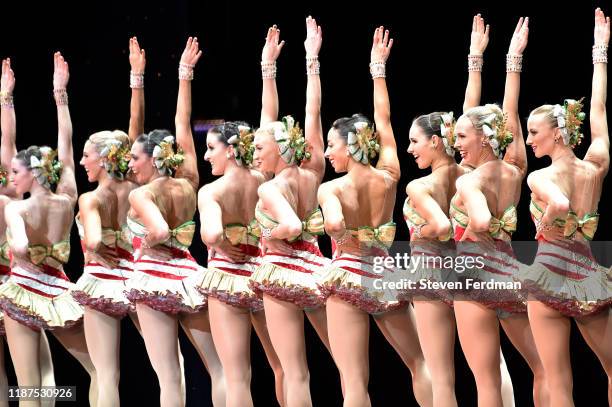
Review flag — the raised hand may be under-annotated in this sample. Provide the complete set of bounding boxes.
[262,25,285,63]
[594,7,610,45]
[470,14,490,55]
[129,36,146,72]
[53,52,69,90]
[1,59,15,94]
[371,26,393,63]
[508,17,529,55]
[304,16,322,57]
[180,37,203,67]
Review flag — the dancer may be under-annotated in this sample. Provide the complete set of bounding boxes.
[0,52,97,406]
[520,8,611,406]
[318,26,432,406]
[126,37,224,407]
[450,17,547,407]
[196,25,285,407]
[405,15,516,407]
[72,37,148,407]
[249,16,332,407]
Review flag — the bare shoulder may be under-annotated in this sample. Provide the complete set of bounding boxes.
[319,177,344,195]
[406,176,433,198]
[78,191,101,210]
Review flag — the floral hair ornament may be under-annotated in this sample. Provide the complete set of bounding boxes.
[152,135,185,176]
[226,125,255,167]
[274,115,311,165]
[0,166,7,186]
[348,121,379,164]
[99,140,131,180]
[30,147,63,189]
[552,98,586,148]
[439,112,457,157]
[481,112,513,159]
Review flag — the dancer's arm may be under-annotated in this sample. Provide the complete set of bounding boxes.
[258,182,302,240]
[128,36,146,142]
[502,17,529,176]
[318,182,345,241]
[301,16,325,178]
[584,8,610,172]
[4,202,28,260]
[1,58,17,196]
[260,25,284,127]
[371,26,400,181]
[406,181,452,239]
[53,52,78,204]
[174,37,202,190]
[129,188,170,248]
[463,14,489,112]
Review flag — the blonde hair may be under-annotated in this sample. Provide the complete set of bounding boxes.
[88,130,130,154]
[529,105,558,128]
[463,104,504,132]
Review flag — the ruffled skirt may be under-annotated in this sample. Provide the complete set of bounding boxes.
[249,240,328,309]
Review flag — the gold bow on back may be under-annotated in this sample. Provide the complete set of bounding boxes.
[356,222,397,249]
[301,209,324,236]
[100,228,127,248]
[489,206,517,239]
[224,219,261,246]
[28,241,71,265]
[0,242,10,261]
[564,212,599,241]
[169,221,196,247]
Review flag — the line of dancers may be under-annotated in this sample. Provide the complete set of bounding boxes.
[0,8,610,407]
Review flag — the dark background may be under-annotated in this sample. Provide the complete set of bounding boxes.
[1,0,610,405]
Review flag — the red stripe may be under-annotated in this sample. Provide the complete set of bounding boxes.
[116,247,133,259]
[11,272,69,291]
[139,268,188,280]
[209,258,259,266]
[213,267,252,277]
[0,265,10,275]
[37,264,70,281]
[335,265,381,279]
[541,262,587,280]
[86,263,133,272]
[459,251,518,270]
[538,252,598,272]
[90,273,128,281]
[16,283,56,298]
[268,261,313,274]
[263,253,324,267]
[333,256,374,267]
[288,240,323,257]
[542,239,595,259]
[137,259,199,271]
[480,264,513,277]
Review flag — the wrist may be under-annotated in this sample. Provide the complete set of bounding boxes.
[306,55,320,75]
[130,70,145,88]
[0,91,14,109]
[179,62,194,81]
[261,61,277,79]
[593,44,608,64]
[506,54,523,73]
[467,54,483,71]
[53,88,68,105]
[369,61,386,79]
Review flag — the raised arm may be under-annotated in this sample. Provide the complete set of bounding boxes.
[301,16,325,177]
[502,17,529,176]
[260,25,284,127]
[1,59,17,196]
[463,14,489,112]
[174,37,202,190]
[584,8,610,172]
[53,52,77,203]
[128,37,146,142]
[371,26,400,181]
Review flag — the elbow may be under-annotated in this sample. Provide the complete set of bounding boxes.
[281,220,303,240]
[434,221,452,239]
[148,227,171,245]
[85,239,102,253]
[324,219,345,237]
[201,230,224,248]
[469,216,491,233]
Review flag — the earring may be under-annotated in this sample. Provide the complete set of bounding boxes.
[481,140,488,147]
[226,153,231,159]
[346,150,350,156]
[554,137,559,144]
